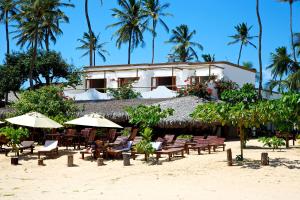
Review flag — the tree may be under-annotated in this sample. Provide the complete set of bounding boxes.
[142,0,172,63]
[108,0,148,64]
[294,33,300,56]
[256,0,263,99]
[0,0,18,55]
[42,0,74,51]
[242,61,253,69]
[221,83,258,104]
[13,86,79,124]
[108,82,141,100]
[77,32,109,65]
[278,0,299,62]
[166,24,203,62]
[228,23,257,66]
[202,54,215,62]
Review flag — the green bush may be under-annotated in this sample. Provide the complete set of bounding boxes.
[178,83,210,99]
[135,128,155,155]
[177,134,193,141]
[108,82,141,100]
[0,127,30,156]
[258,136,285,151]
[12,86,79,124]
[121,129,130,137]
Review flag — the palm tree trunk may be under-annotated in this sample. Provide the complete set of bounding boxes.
[289,2,297,63]
[256,0,263,99]
[239,126,244,160]
[5,11,10,55]
[151,20,156,64]
[94,49,96,66]
[30,27,39,89]
[237,43,243,66]
[45,27,50,52]
[85,0,93,66]
[128,30,132,64]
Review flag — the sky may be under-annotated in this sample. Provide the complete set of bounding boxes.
[0,0,299,84]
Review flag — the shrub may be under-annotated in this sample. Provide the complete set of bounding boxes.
[120,129,130,137]
[135,128,155,154]
[108,82,141,100]
[178,83,210,99]
[214,79,239,98]
[221,83,257,104]
[12,86,79,124]
[177,134,193,141]
[258,136,285,151]
[0,127,30,156]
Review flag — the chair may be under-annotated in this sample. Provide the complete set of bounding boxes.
[132,136,143,146]
[155,148,185,161]
[80,140,107,159]
[165,139,187,149]
[128,128,138,141]
[4,141,35,156]
[193,136,204,141]
[208,137,226,151]
[85,130,96,147]
[38,140,59,159]
[107,129,117,142]
[109,136,128,147]
[63,129,76,149]
[187,139,211,155]
[156,134,175,145]
[107,141,133,158]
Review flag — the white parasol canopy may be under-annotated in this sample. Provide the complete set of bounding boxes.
[6,112,63,128]
[0,121,4,124]
[64,113,123,128]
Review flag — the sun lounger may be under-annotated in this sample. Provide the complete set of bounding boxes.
[132,136,143,146]
[155,148,185,161]
[108,136,128,147]
[107,141,133,158]
[156,134,175,145]
[4,141,35,156]
[208,137,226,151]
[165,139,187,149]
[38,140,58,159]
[80,140,107,159]
[186,139,211,154]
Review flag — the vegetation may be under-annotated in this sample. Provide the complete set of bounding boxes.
[108,0,148,64]
[258,136,285,151]
[166,24,203,62]
[142,0,172,63]
[126,104,174,131]
[0,127,30,157]
[214,79,239,98]
[177,134,193,141]
[12,86,79,124]
[220,83,257,104]
[120,129,131,137]
[77,32,109,65]
[108,82,141,100]
[135,127,155,155]
[202,54,215,62]
[228,23,257,66]
[178,83,210,99]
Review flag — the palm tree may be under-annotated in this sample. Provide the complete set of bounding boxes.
[267,47,295,80]
[202,54,215,62]
[14,0,50,89]
[294,33,300,57]
[43,0,74,51]
[77,32,109,65]
[256,0,263,99]
[0,0,18,55]
[267,68,299,92]
[278,0,299,62]
[142,0,172,63]
[108,0,148,64]
[166,24,203,62]
[228,23,257,66]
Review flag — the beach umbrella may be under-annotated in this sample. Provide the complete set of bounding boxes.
[6,112,63,129]
[65,113,123,128]
[0,121,4,124]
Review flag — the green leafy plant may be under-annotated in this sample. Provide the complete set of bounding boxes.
[12,86,79,124]
[214,79,239,98]
[221,83,257,104]
[126,104,174,132]
[0,127,30,157]
[121,129,130,137]
[108,82,141,100]
[177,134,193,141]
[135,128,155,155]
[258,136,285,151]
[178,83,210,99]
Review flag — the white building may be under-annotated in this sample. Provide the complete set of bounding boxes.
[84,62,256,96]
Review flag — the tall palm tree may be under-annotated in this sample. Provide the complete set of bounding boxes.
[0,0,18,55]
[43,0,74,51]
[228,23,257,66]
[142,0,172,64]
[166,24,203,62]
[77,32,109,65]
[256,0,263,99]
[294,33,300,57]
[267,47,295,80]
[278,0,299,62]
[14,0,50,89]
[108,0,148,64]
[202,54,215,62]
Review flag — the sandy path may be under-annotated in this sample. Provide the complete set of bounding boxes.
[1,139,300,200]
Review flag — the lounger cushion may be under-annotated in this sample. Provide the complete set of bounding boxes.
[151,142,162,151]
[39,140,58,151]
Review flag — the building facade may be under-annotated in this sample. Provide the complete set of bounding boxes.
[84,62,256,94]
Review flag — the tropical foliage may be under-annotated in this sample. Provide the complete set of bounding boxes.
[166,24,203,62]
[108,82,141,100]
[220,83,257,104]
[12,86,79,124]
[258,136,285,151]
[228,23,257,66]
[178,83,210,99]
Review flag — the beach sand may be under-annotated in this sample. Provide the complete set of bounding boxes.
[0,139,300,200]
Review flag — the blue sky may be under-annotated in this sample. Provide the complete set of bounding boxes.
[0,0,299,83]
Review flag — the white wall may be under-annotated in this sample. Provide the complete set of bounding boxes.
[221,64,256,87]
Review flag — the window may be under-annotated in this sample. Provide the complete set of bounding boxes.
[151,76,176,90]
[88,79,106,93]
[190,76,214,85]
[118,77,139,87]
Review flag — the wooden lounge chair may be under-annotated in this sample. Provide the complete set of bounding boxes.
[193,136,204,141]
[38,140,58,159]
[165,139,187,150]
[208,137,226,151]
[155,148,185,161]
[4,141,35,156]
[156,134,175,145]
[107,129,117,142]
[80,140,107,159]
[132,136,143,146]
[106,141,133,158]
[108,136,128,147]
[186,139,211,154]
[128,128,138,141]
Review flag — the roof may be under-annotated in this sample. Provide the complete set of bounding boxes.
[84,61,256,73]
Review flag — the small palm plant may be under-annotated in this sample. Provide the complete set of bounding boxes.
[228,23,257,66]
